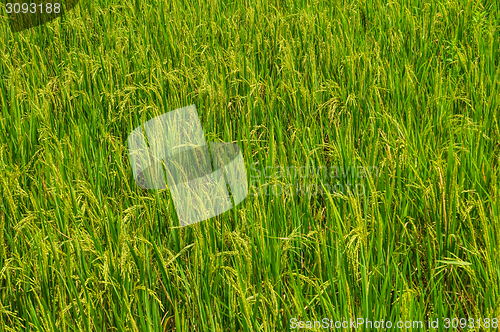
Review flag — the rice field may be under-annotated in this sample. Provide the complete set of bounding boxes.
[0,0,499,331]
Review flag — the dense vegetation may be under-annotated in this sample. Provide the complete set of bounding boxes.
[1,0,499,330]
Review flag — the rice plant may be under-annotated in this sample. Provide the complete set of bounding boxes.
[0,0,499,331]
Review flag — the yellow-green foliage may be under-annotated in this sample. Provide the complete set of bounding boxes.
[0,0,499,331]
